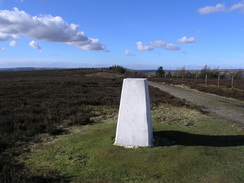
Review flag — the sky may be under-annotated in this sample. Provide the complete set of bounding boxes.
[0,0,243,70]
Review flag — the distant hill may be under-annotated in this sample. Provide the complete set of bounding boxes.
[0,67,63,72]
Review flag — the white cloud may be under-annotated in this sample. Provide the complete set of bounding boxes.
[125,49,135,56]
[198,2,244,14]
[198,3,225,14]
[0,7,106,51]
[150,40,180,50]
[176,36,197,43]
[0,32,18,41]
[0,47,5,50]
[150,40,166,48]
[136,41,154,51]
[9,40,18,46]
[125,50,130,56]
[230,2,244,13]
[196,30,204,33]
[164,43,180,50]
[29,40,42,51]
[136,40,180,52]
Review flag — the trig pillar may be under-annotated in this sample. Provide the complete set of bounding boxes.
[114,78,153,148]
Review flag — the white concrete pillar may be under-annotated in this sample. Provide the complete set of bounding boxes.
[114,78,153,148]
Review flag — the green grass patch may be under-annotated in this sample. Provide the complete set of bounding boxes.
[26,105,244,183]
[206,95,244,106]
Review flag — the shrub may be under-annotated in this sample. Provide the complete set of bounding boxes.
[109,65,126,74]
[155,66,165,77]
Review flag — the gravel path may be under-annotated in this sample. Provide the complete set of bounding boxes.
[149,81,244,127]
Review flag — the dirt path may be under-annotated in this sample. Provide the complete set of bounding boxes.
[149,81,244,127]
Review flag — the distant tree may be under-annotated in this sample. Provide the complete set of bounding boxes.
[209,67,220,78]
[233,69,243,80]
[219,70,228,79]
[199,65,210,79]
[179,66,186,79]
[186,71,192,78]
[175,67,181,78]
[156,66,165,77]
[166,71,172,78]
[109,65,126,74]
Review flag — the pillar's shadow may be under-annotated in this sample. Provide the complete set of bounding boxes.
[153,131,244,147]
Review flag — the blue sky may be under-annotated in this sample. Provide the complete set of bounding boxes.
[0,0,243,70]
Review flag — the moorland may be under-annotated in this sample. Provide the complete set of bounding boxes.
[0,67,243,182]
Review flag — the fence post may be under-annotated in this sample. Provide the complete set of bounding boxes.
[231,76,234,88]
[218,75,220,88]
[205,75,208,85]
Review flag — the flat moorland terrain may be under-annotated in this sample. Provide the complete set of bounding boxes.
[0,68,243,182]
[0,68,189,182]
